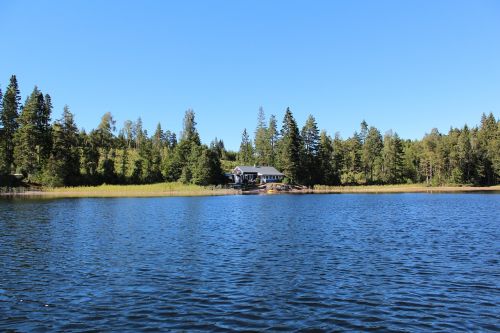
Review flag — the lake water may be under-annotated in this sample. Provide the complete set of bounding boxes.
[0,193,499,332]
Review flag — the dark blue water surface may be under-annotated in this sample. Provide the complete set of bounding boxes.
[0,193,499,332]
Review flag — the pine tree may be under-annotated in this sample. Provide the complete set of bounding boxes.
[0,75,21,174]
[277,108,302,183]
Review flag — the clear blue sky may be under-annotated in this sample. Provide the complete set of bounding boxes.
[1,0,499,150]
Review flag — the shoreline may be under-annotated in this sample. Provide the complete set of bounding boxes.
[308,185,500,194]
[1,184,499,198]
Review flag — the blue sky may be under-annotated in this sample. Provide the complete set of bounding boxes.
[1,0,499,150]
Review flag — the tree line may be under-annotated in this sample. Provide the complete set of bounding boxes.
[1,75,499,187]
[239,107,499,186]
[0,75,224,186]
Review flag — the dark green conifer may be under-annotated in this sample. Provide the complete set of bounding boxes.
[0,75,21,174]
[277,107,302,183]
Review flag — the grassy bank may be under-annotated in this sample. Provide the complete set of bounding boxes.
[34,182,240,198]
[1,183,499,198]
[312,184,500,193]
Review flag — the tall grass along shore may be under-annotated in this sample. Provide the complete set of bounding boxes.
[312,184,500,194]
[22,183,240,198]
[2,183,498,198]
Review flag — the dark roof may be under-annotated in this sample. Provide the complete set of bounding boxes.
[235,166,284,176]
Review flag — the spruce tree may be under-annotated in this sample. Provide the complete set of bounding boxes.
[318,130,337,185]
[166,131,177,149]
[267,114,278,166]
[362,126,383,183]
[331,133,344,185]
[254,107,269,165]
[181,109,200,145]
[13,87,43,177]
[150,123,165,182]
[0,88,5,174]
[96,112,116,155]
[38,94,53,162]
[153,123,164,149]
[95,112,116,183]
[120,146,129,181]
[300,115,320,186]
[477,113,499,184]
[342,133,363,184]
[277,108,301,183]
[381,131,404,183]
[81,130,100,180]
[457,125,474,184]
[62,106,81,182]
[402,140,421,183]
[0,75,21,174]
[134,117,145,149]
[359,120,368,144]
[210,137,226,159]
[165,110,201,182]
[421,129,442,185]
[43,106,80,186]
[190,145,211,185]
[123,120,133,148]
[238,128,254,164]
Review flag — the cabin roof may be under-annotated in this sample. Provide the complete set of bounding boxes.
[235,166,284,176]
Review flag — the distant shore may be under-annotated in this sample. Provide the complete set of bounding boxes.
[309,184,500,194]
[1,183,499,198]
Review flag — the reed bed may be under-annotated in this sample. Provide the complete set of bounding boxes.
[312,184,500,193]
[3,183,498,198]
[37,182,241,198]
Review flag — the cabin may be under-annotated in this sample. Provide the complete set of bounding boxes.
[233,166,285,184]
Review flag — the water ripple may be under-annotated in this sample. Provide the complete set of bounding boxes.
[0,194,499,332]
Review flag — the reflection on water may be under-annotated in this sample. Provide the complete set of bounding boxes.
[0,194,499,332]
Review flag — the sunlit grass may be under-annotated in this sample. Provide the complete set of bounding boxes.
[42,182,240,197]
[313,184,500,193]
[6,182,498,198]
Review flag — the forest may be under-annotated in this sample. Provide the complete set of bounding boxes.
[1,75,499,187]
